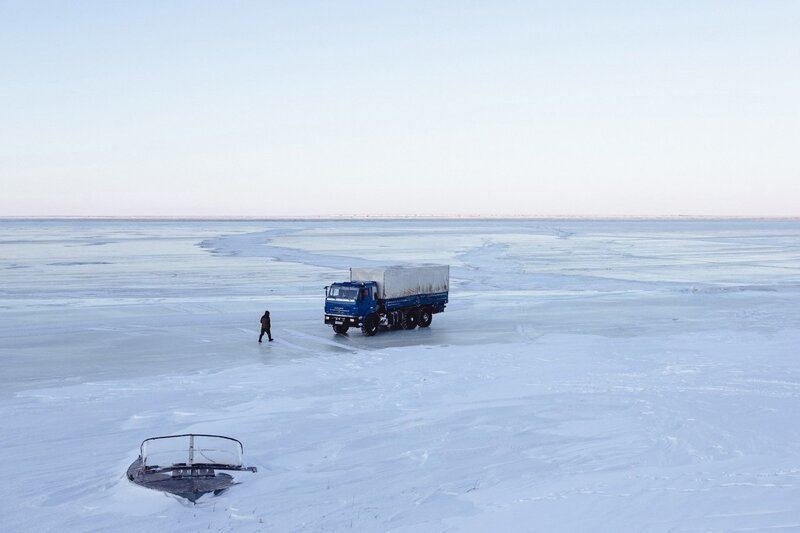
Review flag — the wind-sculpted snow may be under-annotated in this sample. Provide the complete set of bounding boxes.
[199,228,386,271]
[1,218,800,531]
[3,333,800,532]
[198,220,800,296]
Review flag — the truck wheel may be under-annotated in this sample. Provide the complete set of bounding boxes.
[419,307,433,328]
[402,309,418,330]
[332,324,349,334]
[362,314,379,336]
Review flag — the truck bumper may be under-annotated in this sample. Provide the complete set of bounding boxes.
[324,315,361,327]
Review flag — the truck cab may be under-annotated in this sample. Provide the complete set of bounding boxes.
[324,281,379,333]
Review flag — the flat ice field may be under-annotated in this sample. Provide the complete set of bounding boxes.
[1,219,799,532]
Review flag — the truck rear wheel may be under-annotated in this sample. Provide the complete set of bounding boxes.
[362,314,379,336]
[418,307,433,328]
[402,309,418,330]
[332,324,349,334]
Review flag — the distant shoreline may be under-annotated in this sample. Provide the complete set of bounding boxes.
[0,215,798,222]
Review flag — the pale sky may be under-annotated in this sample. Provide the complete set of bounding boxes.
[1,1,798,217]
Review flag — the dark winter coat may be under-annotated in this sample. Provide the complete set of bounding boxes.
[260,312,271,329]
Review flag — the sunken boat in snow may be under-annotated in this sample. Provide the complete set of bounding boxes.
[127,434,257,502]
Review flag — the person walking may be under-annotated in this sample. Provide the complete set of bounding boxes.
[259,310,273,342]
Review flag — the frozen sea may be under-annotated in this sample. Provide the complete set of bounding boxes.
[1,218,799,532]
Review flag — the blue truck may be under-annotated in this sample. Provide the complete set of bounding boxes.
[324,265,449,336]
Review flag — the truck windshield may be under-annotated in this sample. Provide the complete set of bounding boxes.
[327,286,359,301]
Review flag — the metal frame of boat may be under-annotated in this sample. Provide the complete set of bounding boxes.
[127,434,257,503]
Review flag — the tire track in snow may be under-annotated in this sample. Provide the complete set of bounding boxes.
[516,324,543,343]
[267,335,318,353]
[238,327,316,352]
[281,328,358,351]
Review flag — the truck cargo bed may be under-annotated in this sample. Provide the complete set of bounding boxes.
[350,265,449,299]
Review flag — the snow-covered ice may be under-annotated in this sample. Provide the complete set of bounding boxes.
[1,219,799,532]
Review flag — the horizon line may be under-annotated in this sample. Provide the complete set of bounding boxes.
[1,214,798,221]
